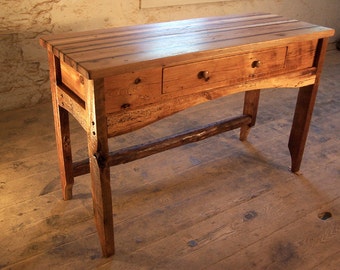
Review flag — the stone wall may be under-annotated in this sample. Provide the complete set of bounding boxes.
[1,0,339,111]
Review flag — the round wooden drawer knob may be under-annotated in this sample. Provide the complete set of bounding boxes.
[134,77,142,84]
[121,103,131,109]
[198,70,210,81]
[252,60,262,68]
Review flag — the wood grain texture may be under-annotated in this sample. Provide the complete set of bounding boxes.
[48,50,74,200]
[40,13,334,79]
[0,49,339,268]
[72,115,251,176]
[86,78,115,256]
[240,90,260,141]
[288,38,329,172]
[39,13,335,258]
[105,68,317,137]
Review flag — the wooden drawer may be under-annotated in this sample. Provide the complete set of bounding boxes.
[104,68,162,113]
[162,47,288,94]
[285,40,317,70]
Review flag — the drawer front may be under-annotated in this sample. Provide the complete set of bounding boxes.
[285,40,317,70]
[162,47,287,94]
[104,68,162,113]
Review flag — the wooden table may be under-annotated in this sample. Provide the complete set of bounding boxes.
[40,13,334,257]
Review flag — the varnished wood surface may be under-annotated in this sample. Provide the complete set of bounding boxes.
[72,115,252,177]
[39,13,334,79]
[0,50,339,269]
[40,13,334,257]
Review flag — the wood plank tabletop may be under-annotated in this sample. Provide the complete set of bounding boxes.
[40,13,334,79]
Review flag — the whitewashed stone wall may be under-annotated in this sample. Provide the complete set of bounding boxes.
[1,0,339,111]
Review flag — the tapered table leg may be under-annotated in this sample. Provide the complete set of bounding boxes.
[48,51,74,200]
[240,89,261,141]
[288,84,318,173]
[87,78,115,257]
[288,38,329,173]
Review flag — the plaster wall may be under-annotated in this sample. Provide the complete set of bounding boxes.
[1,0,339,111]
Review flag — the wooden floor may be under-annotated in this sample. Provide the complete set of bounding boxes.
[0,50,339,270]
